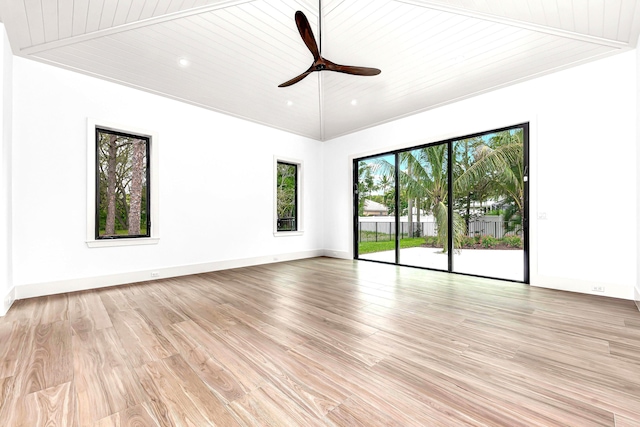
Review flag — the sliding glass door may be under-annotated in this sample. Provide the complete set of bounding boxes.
[451,128,526,281]
[397,145,448,271]
[355,154,396,264]
[354,124,529,283]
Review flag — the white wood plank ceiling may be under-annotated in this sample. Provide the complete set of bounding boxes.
[1,0,639,140]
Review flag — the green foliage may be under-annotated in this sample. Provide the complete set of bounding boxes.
[454,129,525,222]
[424,234,523,249]
[481,235,498,248]
[502,203,522,234]
[424,235,439,246]
[357,162,378,216]
[502,235,523,248]
[461,236,476,247]
[358,128,525,256]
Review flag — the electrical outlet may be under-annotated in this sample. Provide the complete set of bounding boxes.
[151,272,160,278]
[592,286,605,293]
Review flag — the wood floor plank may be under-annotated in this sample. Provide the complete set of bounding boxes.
[73,327,146,425]
[1,257,639,426]
[180,344,246,404]
[614,414,640,427]
[69,292,113,335]
[141,354,240,426]
[168,320,267,394]
[107,307,177,368]
[12,321,73,397]
[212,325,348,418]
[398,344,616,426]
[0,376,17,423]
[0,321,30,379]
[456,336,640,421]
[93,402,160,427]
[12,381,76,427]
[128,293,185,327]
[290,340,486,426]
[457,314,613,357]
[325,395,413,427]
[609,340,640,363]
[218,303,309,349]
[229,383,325,427]
[30,294,69,325]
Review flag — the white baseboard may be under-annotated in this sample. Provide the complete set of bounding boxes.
[322,249,352,259]
[634,285,640,311]
[532,274,633,301]
[15,250,324,300]
[1,287,15,317]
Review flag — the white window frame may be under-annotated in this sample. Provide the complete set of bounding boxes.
[274,156,303,236]
[86,118,159,248]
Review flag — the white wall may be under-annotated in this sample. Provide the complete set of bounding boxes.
[324,51,637,300]
[636,35,640,309]
[0,24,13,315]
[10,57,324,298]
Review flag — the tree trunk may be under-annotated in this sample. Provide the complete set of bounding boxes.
[105,134,118,236]
[415,198,421,237]
[465,194,471,234]
[407,198,413,238]
[128,139,145,235]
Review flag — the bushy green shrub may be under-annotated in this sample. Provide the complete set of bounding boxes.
[502,235,523,248]
[461,236,476,247]
[481,235,498,248]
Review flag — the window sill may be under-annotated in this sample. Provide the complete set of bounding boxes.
[86,237,160,248]
[273,231,304,237]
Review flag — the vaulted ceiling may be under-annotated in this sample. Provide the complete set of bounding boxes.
[2,0,639,141]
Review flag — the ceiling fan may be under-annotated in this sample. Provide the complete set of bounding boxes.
[278,9,381,87]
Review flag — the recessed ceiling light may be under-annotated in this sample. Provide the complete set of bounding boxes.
[287,100,293,106]
[351,99,358,106]
[178,58,190,67]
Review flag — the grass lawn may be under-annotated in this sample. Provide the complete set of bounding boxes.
[358,237,426,255]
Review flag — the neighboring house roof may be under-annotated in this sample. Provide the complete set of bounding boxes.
[364,199,388,214]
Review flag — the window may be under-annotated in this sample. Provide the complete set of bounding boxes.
[274,158,303,235]
[96,128,150,239]
[87,119,159,247]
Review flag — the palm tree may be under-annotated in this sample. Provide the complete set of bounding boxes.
[373,145,465,253]
[367,129,524,252]
[454,129,525,235]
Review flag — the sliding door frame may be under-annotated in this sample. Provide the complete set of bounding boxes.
[353,123,530,284]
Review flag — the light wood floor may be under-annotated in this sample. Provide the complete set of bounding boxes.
[1,257,639,426]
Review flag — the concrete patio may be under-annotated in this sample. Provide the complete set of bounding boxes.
[359,246,524,281]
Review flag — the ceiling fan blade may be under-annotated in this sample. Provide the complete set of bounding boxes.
[325,60,381,76]
[278,68,315,87]
[295,11,320,60]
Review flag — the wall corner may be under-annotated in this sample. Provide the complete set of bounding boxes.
[0,23,14,316]
[636,33,640,311]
